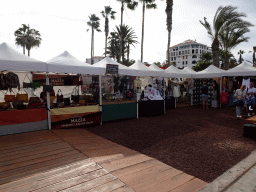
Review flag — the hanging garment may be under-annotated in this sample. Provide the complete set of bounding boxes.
[227,78,234,92]
[5,72,20,90]
[222,77,227,89]
[173,85,181,98]
[0,72,7,90]
[242,78,250,89]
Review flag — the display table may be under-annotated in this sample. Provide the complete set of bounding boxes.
[102,100,137,122]
[51,105,101,129]
[0,108,48,136]
[165,96,176,110]
[139,100,164,117]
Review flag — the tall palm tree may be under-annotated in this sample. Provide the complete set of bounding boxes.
[26,28,42,57]
[14,24,29,55]
[165,0,173,66]
[117,0,138,64]
[237,50,245,64]
[139,0,157,62]
[87,14,101,64]
[101,6,116,57]
[200,5,252,69]
[253,46,256,66]
[107,32,120,62]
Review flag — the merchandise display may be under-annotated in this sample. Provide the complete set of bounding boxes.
[192,79,214,106]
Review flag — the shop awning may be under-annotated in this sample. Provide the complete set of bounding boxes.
[0,42,48,72]
[47,51,103,75]
[148,63,165,77]
[164,65,183,78]
[221,62,256,77]
[179,67,196,78]
[191,65,224,78]
[129,60,157,77]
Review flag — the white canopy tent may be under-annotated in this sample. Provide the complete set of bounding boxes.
[129,60,158,77]
[164,65,183,78]
[93,56,137,76]
[0,42,48,72]
[47,51,103,75]
[148,63,165,77]
[221,61,256,77]
[191,65,224,78]
[179,67,196,78]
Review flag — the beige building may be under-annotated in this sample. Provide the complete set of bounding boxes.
[169,39,211,69]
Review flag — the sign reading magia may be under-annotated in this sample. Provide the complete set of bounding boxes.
[106,64,119,75]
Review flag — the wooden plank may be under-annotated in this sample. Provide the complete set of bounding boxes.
[99,154,153,172]
[245,116,256,124]
[87,179,125,192]
[0,158,96,191]
[112,185,135,192]
[139,172,194,192]
[0,148,79,172]
[0,154,86,185]
[170,178,208,192]
[119,164,182,191]
[61,173,117,192]
[6,164,102,192]
[111,159,163,178]
[0,146,75,167]
[0,142,73,162]
[33,168,109,192]
[0,139,64,156]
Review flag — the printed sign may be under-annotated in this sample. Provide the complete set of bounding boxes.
[106,64,119,75]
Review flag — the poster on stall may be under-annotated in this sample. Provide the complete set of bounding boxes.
[81,75,92,93]
[51,111,102,129]
[134,79,141,93]
[101,76,114,94]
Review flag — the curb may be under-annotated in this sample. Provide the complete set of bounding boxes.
[199,150,256,192]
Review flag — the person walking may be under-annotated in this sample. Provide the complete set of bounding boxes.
[245,82,256,117]
[234,85,246,119]
[201,82,209,109]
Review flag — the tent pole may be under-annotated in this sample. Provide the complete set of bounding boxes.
[46,72,51,130]
[163,77,166,114]
[99,75,102,125]
[220,77,222,108]
[137,76,139,119]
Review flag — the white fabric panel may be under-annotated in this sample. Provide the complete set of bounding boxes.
[148,63,165,77]
[129,60,158,77]
[164,65,183,78]
[179,67,196,78]
[191,65,224,78]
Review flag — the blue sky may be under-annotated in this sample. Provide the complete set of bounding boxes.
[0,0,255,64]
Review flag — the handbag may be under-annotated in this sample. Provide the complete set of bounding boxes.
[29,96,42,104]
[0,102,10,109]
[57,89,64,103]
[4,89,16,102]
[16,89,29,102]
[13,100,24,108]
[71,87,80,103]
[64,98,70,106]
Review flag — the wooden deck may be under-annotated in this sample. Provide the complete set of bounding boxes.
[245,115,256,124]
[0,129,208,191]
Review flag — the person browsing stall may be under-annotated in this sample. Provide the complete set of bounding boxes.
[234,85,246,119]
[245,82,256,117]
[201,82,209,109]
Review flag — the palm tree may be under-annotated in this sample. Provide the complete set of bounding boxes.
[116,0,138,64]
[26,28,42,57]
[237,50,245,64]
[253,46,256,66]
[14,24,29,55]
[200,5,253,69]
[87,14,101,64]
[139,0,157,62]
[107,32,120,62]
[165,0,173,66]
[101,6,116,57]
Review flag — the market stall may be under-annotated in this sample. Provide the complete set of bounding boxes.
[0,42,49,135]
[46,51,103,128]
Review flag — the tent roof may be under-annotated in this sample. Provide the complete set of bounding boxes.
[192,65,224,78]
[179,67,196,78]
[221,62,256,76]
[148,63,165,77]
[0,42,47,72]
[47,51,103,75]
[129,60,160,77]
[164,65,183,78]
[94,56,137,76]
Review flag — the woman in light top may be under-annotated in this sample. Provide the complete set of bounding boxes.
[234,85,247,119]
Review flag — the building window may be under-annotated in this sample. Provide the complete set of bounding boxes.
[173,49,175,51]
[186,61,187,65]
[188,50,190,54]
[196,49,198,54]
[179,51,181,55]
[183,56,184,59]
[171,57,173,61]
[183,61,184,65]
[174,52,175,56]
[174,57,176,61]
[192,60,196,64]
[182,51,184,55]
[185,50,187,54]
[192,55,197,58]
[186,56,188,59]
[192,49,194,54]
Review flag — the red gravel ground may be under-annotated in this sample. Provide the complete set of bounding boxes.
[87,106,256,183]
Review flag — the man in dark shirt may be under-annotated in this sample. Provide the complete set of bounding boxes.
[201,82,209,109]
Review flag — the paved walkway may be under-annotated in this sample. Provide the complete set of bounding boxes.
[0,129,208,191]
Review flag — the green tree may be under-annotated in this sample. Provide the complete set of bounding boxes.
[101,6,116,57]
[87,14,101,64]
[117,0,138,64]
[139,0,157,62]
[200,5,253,69]
[237,50,244,64]
[153,61,161,66]
[14,24,41,57]
[106,32,120,62]
[14,24,28,55]
[165,0,173,66]
[192,52,212,72]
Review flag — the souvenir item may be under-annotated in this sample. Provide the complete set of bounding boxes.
[57,89,64,103]
[4,90,16,102]
[16,89,29,102]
